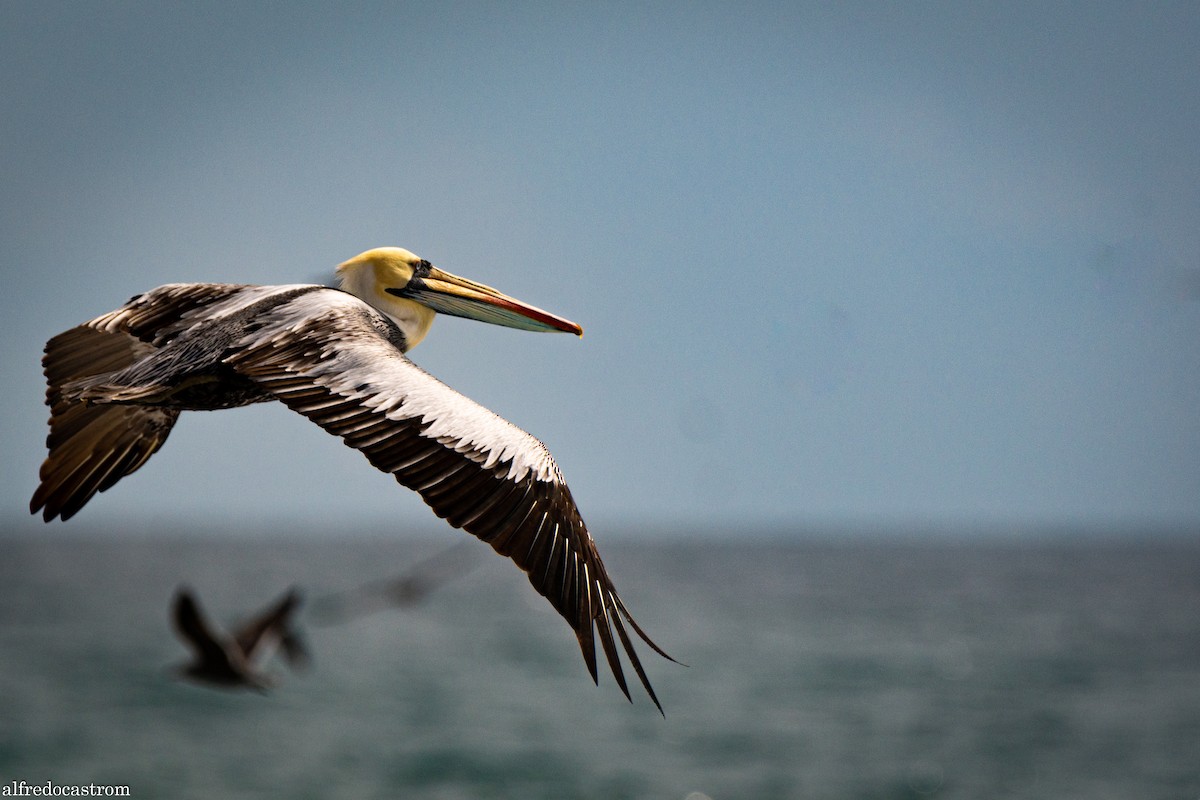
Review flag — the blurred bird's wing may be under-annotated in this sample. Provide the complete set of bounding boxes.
[172,587,237,670]
[233,588,306,667]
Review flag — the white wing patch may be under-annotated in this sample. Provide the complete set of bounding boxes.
[89,284,318,337]
[235,290,560,484]
[184,284,318,323]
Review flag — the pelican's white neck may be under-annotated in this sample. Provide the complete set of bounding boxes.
[337,259,435,351]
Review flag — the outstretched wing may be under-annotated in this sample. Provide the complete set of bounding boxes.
[172,587,236,669]
[32,324,181,521]
[31,283,256,521]
[234,588,309,669]
[224,290,673,711]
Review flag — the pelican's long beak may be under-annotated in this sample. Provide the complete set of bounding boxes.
[387,267,583,336]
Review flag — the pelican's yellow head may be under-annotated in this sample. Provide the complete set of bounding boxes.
[336,247,582,351]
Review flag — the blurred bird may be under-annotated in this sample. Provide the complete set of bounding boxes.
[310,541,481,625]
[32,247,675,711]
[171,585,309,691]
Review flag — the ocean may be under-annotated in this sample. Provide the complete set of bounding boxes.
[1,526,1198,799]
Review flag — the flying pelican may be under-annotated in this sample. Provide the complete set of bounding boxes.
[31,247,673,711]
[171,585,309,691]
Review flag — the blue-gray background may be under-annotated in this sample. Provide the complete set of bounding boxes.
[4,7,1200,798]
[3,1,1198,534]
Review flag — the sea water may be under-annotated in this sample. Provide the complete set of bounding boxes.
[1,526,1198,799]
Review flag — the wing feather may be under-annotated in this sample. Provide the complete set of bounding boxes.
[224,291,673,711]
[32,338,180,522]
[172,589,234,667]
[234,588,305,664]
[32,284,259,522]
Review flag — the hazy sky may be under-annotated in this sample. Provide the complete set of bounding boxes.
[2,2,1197,536]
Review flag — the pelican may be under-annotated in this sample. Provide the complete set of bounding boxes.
[171,585,309,691]
[31,247,674,711]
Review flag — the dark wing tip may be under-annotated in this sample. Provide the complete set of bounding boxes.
[614,594,686,667]
[172,585,198,618]
[171,586,216,655]
[569,555,676,715]
[30,404,180,524]
[609,600,667,716]
[29,493,56,521]
[235,585,306,659]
